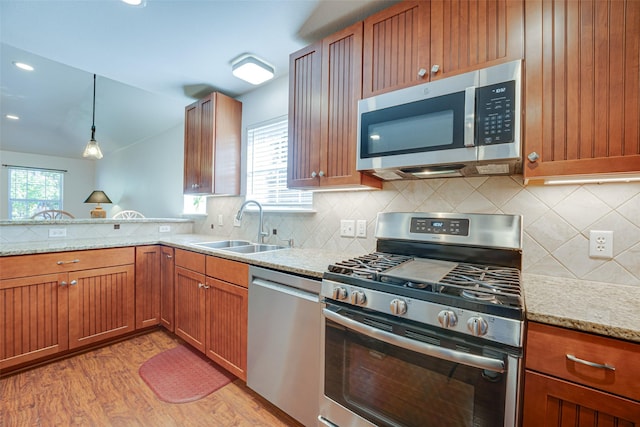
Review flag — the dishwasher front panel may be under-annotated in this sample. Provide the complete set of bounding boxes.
[247,266,321,427]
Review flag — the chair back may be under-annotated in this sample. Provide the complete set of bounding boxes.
[112,210,145,219]
[30,210,75,219]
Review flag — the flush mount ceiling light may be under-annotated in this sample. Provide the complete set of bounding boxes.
[82,74,104,160]
[231,54,274,85]
[5,114,20,120]
[121,0,146,6]
[13,61,34,71]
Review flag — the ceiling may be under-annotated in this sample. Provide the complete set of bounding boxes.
[0,0,398,159]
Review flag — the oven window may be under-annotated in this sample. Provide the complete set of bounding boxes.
[324,318,507,427]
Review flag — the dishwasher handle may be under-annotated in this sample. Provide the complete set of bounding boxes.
[251,278,319,303]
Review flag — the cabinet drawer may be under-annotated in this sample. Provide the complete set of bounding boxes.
[206,256,248,287]
[174,248,206,273]
[526,322,640,401]
[0,247,134,280]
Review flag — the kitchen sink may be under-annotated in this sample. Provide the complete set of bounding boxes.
[222,244,287,254]
[192,240,252,249]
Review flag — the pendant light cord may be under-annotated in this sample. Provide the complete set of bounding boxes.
[91,74,96,139]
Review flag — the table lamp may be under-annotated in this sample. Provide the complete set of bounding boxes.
[84,190,112,218]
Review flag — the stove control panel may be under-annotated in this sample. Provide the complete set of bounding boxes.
[410,217,470,236]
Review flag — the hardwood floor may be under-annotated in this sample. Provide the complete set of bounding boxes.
[0,329,303,427]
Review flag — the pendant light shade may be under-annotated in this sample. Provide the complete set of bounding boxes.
[82,74,104,160]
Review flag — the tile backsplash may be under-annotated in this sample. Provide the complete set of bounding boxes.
[198,176,640,287]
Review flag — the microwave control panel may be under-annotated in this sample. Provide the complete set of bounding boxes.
[476,80,516,145]
[410,218,470,236]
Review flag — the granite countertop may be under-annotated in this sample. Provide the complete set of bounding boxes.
[2,235,638,344]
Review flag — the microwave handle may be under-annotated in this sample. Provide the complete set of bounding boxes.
[464,86,476,147]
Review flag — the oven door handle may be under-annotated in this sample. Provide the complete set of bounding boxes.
[323,308,505,373]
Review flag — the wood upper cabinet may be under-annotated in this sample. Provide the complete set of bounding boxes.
[523,0,640,181]
[288,23,382,190]
[135,246,161,330]
[523,322,640,426]
[183,92,242,195]
[174,249,207,352]
[159,246,175,332]
[363,0,523,97]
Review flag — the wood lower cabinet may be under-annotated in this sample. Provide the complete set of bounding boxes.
[362,0,523,97]
[523,0,640,181]
[0,247,135,371]
[174,249,207,352]
[159,246,175,331]
[523,322,640,426]
[135,246,161,329]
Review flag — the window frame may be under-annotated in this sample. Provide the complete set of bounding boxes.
[7,166,65,220]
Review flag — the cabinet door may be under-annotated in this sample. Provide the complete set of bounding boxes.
[183,100,201,193]
[523,371,640,426]
[319,22,381,190]
[196,95,215,194]
[174,266,206,352]
[0,274,69,370]
[212,93,242,195]
[159,246,175,332]
[288,42,323,189]
[68,265,135,349]
[205,277,247,380]
[363,1,431,97]
[430,0,523,79]
[135,246,161,329]
[524,0,640,180]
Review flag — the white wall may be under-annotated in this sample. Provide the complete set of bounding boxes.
[0,150,96,219]
[95,123,184,218]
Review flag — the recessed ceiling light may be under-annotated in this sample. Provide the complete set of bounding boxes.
[6,114,20,120]
[121,0,146,6]
[13,61,34,71]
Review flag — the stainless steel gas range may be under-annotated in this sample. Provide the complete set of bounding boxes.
[318,212,524,427]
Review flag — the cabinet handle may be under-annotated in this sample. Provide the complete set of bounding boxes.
[566,354,615,371]
[527,152,540,163]
[430,64,440,75]
[57,259,80,265]
[198,283,209,289]
[418,68,427,78]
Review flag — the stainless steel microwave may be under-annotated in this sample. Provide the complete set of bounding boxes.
[357,60,522,180]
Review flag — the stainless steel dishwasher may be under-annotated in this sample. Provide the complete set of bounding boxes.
[247,266,321,427]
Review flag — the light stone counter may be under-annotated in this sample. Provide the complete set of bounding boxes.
[3,235,638,343]
[523,273,640,343]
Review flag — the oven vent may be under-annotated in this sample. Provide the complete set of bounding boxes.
[455,345,471,353]
[405,330,440,347]
[363,318,393,332]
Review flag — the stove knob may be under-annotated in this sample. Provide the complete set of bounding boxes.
[390,299,407,316]
[467,316,489,337]
[351,290,367,305]
[332,287,348,301]
[437,310,458,328]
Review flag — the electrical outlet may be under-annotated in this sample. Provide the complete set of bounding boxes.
[159,225,171,233]
[217,214,224,226]
[340,220,355,237]
[48,228,67,238]
[589,230,613,259]
[356,220,367,238]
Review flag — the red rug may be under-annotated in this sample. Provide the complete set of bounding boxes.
[139,345,235,403]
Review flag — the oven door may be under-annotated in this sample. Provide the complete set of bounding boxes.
[319,303,521,427]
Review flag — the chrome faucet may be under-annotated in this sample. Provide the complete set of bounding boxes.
[235,200,269,243]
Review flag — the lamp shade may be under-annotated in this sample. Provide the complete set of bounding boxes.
[84,190,112,204]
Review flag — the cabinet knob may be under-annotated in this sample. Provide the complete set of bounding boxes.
[70,280,78,286]
[430,64,440,75]
[60,281,68,287]
[311,171,317,178]
[318,170,325,177]
[527,152,540,163]
[418,68,427,78]
[165,255,173,259]
[198,283,209,289]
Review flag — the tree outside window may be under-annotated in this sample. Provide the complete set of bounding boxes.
[8,167,64,219]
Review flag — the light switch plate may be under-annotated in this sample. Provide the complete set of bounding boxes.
[159,225,171,233]
[49,228,67,238]
[340,220,355,237]
[356,220,367,238]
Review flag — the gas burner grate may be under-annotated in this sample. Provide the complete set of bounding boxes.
[439,264,522,306]
[327,252,413,279]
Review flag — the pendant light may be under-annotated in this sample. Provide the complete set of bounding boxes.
[82,74,104,159]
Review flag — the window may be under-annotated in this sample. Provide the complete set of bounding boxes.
[8,166,64,219]
[246,117,312,210]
